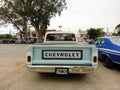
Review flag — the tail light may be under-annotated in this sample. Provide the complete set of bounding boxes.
[27,56,31,62]
[93,56,97,63]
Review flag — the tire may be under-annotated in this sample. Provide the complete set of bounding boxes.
[102,56,115,68]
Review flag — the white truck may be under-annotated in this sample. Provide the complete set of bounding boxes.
[26,31,98,75]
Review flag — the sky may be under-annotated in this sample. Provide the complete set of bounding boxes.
[48,0,120,32]
[0,0,120,34]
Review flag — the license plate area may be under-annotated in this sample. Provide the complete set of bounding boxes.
[55,68,68,75]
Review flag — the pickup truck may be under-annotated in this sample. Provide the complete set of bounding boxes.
[26,31,98,75]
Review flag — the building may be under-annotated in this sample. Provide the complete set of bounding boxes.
[77,29,87,39]
[16,29,56,39]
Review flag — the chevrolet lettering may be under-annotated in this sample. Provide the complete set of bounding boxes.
[43,50,82,59]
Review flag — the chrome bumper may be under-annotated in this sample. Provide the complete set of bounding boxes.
[27,65,97,74]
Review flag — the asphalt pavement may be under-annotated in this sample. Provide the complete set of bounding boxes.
[0,44,120,90]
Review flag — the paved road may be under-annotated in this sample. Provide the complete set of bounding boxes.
[0,44,120,90]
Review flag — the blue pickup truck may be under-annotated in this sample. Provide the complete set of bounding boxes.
[92,36,120,68]
[26,32,98,74]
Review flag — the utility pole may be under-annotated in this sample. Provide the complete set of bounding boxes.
[58,25,62,31]
[9,29,11,35]
[107,27,109,36]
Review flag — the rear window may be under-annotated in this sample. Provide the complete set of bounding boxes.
[111,37,120,44]
[46,33,76,41]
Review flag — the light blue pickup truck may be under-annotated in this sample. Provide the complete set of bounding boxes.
[26,32,98,75]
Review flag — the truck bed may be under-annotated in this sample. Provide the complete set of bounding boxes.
[27,44,98,74]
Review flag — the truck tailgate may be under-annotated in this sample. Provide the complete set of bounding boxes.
[28,45,96,66]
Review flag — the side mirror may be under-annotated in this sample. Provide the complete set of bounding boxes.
[96,43,99,45]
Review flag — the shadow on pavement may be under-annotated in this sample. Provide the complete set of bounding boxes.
[37,73,88,82]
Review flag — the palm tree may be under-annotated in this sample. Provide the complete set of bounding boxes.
[114,24,120,34]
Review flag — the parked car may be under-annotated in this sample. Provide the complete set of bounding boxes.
[26,39,35,44]
[77,38,88,44]
[15,39,26,44]
[88,39,93,44]
[0,39,15,44]
[92,36,120,68]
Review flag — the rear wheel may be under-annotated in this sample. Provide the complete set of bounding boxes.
[102,56,115,68]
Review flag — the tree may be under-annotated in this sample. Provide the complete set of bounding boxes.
[0,0,29,40]
[27,0,67,43]
[114,24,120,35]
[87,28,104,40]
[0,0,67,43]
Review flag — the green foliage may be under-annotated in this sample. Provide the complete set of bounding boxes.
[118,31,120,35]
[0,0,67,42]
[26,0,67,43]
[0,34,15,39]
[0,0,28,40]
[112,33,120,36]
[87,28,104,40]
[5,34,12,38]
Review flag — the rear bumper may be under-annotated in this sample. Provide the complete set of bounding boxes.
[27,65,97,74]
